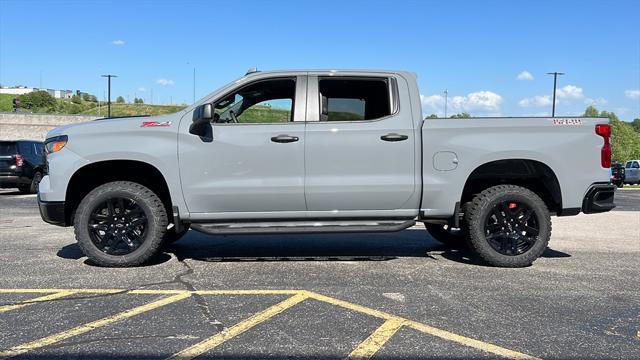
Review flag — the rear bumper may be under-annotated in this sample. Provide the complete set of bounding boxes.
[582,184,616,214]
[0,175,30,187]
[37,194,66,226]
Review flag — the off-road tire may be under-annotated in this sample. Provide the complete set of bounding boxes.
[464,184,551,267]
[30,171,42,194]
[425,223,465,248]
[74,181,168,267]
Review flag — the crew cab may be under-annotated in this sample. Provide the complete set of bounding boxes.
[37,69,615,268]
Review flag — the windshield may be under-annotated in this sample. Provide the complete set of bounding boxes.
[0,142,17,156]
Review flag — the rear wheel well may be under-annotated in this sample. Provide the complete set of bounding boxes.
[64,160,173,226]
[461,159,562,215]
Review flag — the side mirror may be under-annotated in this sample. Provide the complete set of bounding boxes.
[189,103,213,137]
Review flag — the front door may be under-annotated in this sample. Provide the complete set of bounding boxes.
[179,75,307,217]
[303,74,420,215]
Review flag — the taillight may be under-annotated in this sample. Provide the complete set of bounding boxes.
[595,124,611,168]
[15,154,24,167]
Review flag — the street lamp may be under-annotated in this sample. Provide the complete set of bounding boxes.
[443,89,448,118]
[101,74,117,118]
[546,72,565,117]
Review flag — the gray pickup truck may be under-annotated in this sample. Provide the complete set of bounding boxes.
[37,69,615,268]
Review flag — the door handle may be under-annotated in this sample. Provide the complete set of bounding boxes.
[271,134,299,143]
[380,133,409,142]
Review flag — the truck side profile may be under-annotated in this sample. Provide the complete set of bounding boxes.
[37,69,616,267]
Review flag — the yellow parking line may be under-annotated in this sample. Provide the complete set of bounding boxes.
[0,292,191,359]
[166,292,309,360]
[306,292,540,360]
[0,290,77,313]
[347,318,405,360]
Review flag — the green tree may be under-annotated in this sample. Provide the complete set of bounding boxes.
[632,118,640,133]
[450,112,471,119]
[425,114,438,119]
[18,91,56,110]
[583,106,640,163]
[116,96,125,103]
[134,97,144,104]
[584,105,599,117]
[71,95,82,104]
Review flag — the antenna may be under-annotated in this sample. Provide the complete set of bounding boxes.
[245,67,259,75]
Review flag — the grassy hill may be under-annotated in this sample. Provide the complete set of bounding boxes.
[0,94,186,117]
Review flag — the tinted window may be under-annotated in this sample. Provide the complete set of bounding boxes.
[319,78,391,121]
[213,78,295,124]
[634,162,640,169]
[34,143,44,156]
[0,142,17,156]
[19,142,33,156]
[626,161,632,168]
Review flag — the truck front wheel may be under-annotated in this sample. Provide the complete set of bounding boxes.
[464,185,551,267]
[73,181,168,267]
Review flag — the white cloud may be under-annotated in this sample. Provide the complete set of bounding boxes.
[584,97,608,106]
[556,85,584,100]
[156,78,175,86]
[111,40,125,45]
[420,90,503,116]
[624,89,640,100]
[518,95,553,108]
[137,87,146,92]
[517,71,534,81]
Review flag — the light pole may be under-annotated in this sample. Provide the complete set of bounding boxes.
[443,89,448,118]
[101,74,117,118]
[547,72,565,117]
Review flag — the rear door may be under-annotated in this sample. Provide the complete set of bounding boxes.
[303,74,419,216]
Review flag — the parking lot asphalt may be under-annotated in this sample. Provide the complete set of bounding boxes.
[0,189,638,359]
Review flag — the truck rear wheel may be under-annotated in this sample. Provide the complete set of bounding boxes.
[464,185,551,267]
[424,224,465,248]
[73,181,168,267]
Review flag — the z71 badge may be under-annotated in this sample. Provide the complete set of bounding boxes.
[141,121,172,127]
[552,118,583,126]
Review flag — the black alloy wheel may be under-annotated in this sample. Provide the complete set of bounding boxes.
[88,197,148,255]
[484,200,539,256]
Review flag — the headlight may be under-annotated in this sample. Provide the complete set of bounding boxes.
[44,135,68,154]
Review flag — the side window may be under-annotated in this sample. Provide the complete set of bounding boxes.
[33,143,43,157]
[633,162,640,169]
[213,78,295,124]
[626,161,632,168]
[319,78,392,121]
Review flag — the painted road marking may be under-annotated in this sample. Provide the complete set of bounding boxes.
[166,292,309,360]
[347,318,405,360]
[0,290,77,313]
[0,292,191,359]
[0,289,540,360]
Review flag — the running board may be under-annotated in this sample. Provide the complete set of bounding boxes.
[190,219,416,235]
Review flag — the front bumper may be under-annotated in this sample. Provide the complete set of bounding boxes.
[37,194,66,226]
[582,184,616,214]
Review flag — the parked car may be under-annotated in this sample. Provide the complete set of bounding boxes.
[610,162,625,188]
[624,160,640,185]
[0,140,45,194]
[37,69,615,268]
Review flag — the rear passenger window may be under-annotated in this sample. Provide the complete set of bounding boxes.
[319,78,392,121]
[626,162,633,168]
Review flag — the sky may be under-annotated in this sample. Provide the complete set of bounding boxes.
[0,0,639,119]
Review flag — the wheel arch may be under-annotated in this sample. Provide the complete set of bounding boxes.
[64,160,173,226]
[460,159,562,214]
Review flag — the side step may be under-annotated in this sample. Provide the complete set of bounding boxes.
[190,219,416,235]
